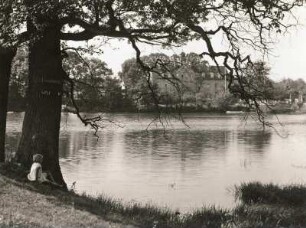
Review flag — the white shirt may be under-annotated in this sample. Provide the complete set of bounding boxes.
[27,162,42,181]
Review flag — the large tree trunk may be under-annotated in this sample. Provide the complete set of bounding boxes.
[16,22,66,187]
[0,47,16,162]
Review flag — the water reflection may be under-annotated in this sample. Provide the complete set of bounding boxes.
[60,131,103,159]
[5,132,20,153]
[237,130,272,153]
[124,130,231,161]
[5,112,306,211]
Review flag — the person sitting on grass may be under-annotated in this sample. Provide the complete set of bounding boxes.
[27,154,62,187]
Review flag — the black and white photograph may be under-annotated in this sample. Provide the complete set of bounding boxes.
[1,1,306,227]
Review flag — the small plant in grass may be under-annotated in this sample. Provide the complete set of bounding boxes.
[181,207,233,228]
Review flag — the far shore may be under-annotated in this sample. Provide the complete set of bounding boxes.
[7,106,306,115]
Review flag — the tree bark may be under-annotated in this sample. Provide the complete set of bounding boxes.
[16,22,67,187]
[0,47,16,162]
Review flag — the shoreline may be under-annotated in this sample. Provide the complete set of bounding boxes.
[2,163,306,227]
[7,109,306,115]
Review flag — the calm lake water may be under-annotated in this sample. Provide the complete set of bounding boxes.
[5,112,306,212]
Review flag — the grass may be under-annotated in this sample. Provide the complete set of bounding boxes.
[75,195,232,228]
[233,204,306,228]
[235,182,306,206]
[234,182,306,227]
[0,163,231,228]
[181,207,232,228]
[2,163,306,227]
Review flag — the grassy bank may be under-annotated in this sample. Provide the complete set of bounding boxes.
[1,164,306,227]
[233,182,306,227]
[0,163,231,228]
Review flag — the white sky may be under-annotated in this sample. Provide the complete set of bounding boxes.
[71,7,306,82]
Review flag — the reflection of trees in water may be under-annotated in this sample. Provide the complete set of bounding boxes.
[5,132,21,154]
[237,130,272,153]
[59,131,115,159]
[124,130,231,162]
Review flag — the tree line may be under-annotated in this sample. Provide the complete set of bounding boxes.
[8,50,306,113]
